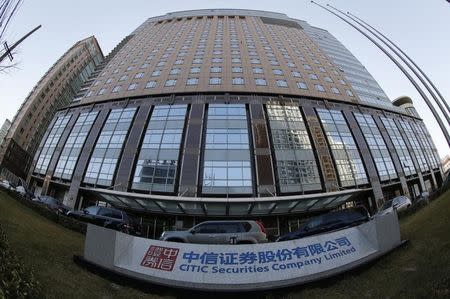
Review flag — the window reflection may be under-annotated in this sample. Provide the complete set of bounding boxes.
[83,107,136,186]
[202,104,252,194]
[132,105,187,192]
[354,113,397,181]
[34,115,71,175]
[54,111,98,180]
[267,104,321,193]
[317,108,368,187]
[380,117,416,176]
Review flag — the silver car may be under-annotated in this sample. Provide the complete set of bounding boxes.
[160,220,268,244]
[378,196,412,215]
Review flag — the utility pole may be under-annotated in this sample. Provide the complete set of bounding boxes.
[0,24,41,63]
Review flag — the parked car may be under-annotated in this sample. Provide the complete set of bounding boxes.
[67,206,135,233]
[15,186,27,196]
[276,207,370,242]
[0,180,12,190]
[160,220,268,244]
[378,196,412,216]
[37,196,71,214]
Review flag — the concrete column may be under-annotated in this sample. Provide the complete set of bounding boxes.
[372,115,409,197]
[114,105,151,192]
[64,109,110,208]
[343,111,384,208]
[302,106,339,192]
[178,103,205,197]
[249,101,276,196]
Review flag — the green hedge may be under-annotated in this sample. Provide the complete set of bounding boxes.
[0,224,42,299]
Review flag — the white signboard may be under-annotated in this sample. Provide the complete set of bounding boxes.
[84,213,400,290]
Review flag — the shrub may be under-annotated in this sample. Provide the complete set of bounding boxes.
[0,225,43,299]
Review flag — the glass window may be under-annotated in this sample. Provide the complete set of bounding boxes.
[190,67,201,74]
[83,108,136,186]
[315,84,325,92]
[267,104,321,192]
[132,105,187,192]
[331,87,340,94]
[380,117,416,176]
[54,112,99,180]
[98,88,107,95]
[309,73,318,80]
[253,67,263,74]
[354,113,397,181]
[151,70,161,77]
[297,82,308,90]
[209,77,222,85]
[232,67,243,73]
[291,71,302,78]
[127,83,138,91]
[317,108,368,187]
[169,68,181,75]
[134,72,145,79]
[145,80,157,89]
[255,78,267,86]
[273,69,283,75]
[276,80,288,87]
[232,77,244,85]
[203,104,252,194]
[119,75,128,81]
[210,66,222,73]
[165,79,177,87]
[399,121,432,171]
[34,115,72,175]
[186,78,199,85]
[111,85,121,93]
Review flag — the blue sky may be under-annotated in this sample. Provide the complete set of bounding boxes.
[1,0,449,158]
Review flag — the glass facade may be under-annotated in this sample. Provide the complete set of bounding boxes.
[54,111,98,179]
[398,119,429,172]
[354,113,397,181]
[380,116,416,176]
[34,115,71,174]
[83,107,136,186]
[317,108,368,187]
[266,104,321,193]
[132,105,187,192]
[411,121,439,169]
[202,104,253,194]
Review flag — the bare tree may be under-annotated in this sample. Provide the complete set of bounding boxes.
[0,0,23,71]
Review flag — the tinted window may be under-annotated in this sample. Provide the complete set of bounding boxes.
[216,223,243,233]
[98,208,123,219]
[85,206,99,215]
[197,224,218,234]
[243,222,252,232]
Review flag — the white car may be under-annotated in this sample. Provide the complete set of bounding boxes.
[0,180,12,190]
[15,185,27,196]
[378,196,412,215]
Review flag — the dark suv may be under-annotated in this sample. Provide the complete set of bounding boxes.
[277,207,370,242]
[67,206,134,233]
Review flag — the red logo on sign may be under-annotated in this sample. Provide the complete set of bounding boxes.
[140,245,179,271]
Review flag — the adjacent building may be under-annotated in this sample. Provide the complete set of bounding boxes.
[0,119,11,145]
[0,36,104,182]
[28,10,443,235]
